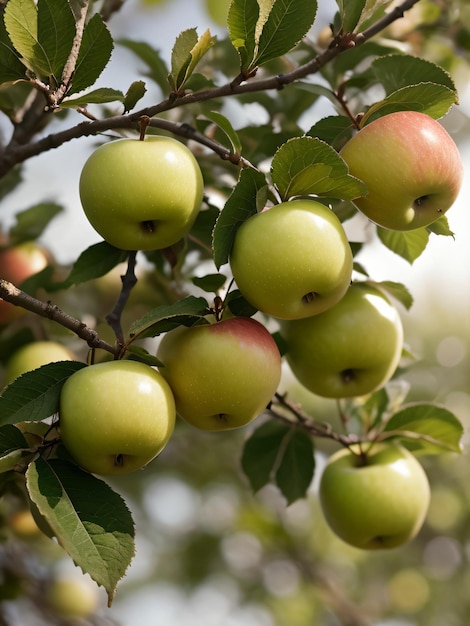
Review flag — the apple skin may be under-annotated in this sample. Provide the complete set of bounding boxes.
[229,200,353,320]
[0,242,49,325]
[340,111,463,230]
[156,316,282,431]
[47,576,99,618]
[79,136,204,251]
[281,282,403,398]
[319,443,431,549]
[5,341,76,384]
[59,360,176,475]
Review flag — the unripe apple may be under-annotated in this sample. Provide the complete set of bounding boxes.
[340,111,463,230]
[281,282,403,398]
[319,443,430,549]
[47,576,99,618]
[156,316,282,431]
[230,200,353,320]
[0,242,49,325]
[5,341,76,384]
[59,360,176,475]
[79,136,204,251]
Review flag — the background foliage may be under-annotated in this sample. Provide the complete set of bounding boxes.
[0,0,469,625]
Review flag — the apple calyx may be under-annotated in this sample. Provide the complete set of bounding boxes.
[301,291,319,304]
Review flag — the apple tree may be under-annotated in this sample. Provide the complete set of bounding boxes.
[0,0,468,623]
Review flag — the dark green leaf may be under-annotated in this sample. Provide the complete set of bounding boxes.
[254,0,318,69]
[383,403,464,455]
[37,0,76,81]
[129,296,209,340]
[377,227,429,264]
[225,289,258,317]
[275,429,315,504]
[361,83,458,126]
[118,39,169,93]
[212,168,267,269]
[203,110,242,156]
[335,0,366,32]
[0,423,28,454]
[271,137,367,201]
[307,115,353,149]
[0,361,86,425]
[55,242,128,289]
[125,345,163,367]
[26,457,135,604]
[0,13,27,83]
[69,13,113,95]
[371,54,457,97]
[227,0,259,71]
[241,420,291,492]
[123,80,146,112]
[9,202,63,244]
[191,273,227,293]
[62,87,124,107]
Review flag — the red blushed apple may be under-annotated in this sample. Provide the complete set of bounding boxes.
[340,111,463,230]
[0,243,50,325]
[156,316,282,431]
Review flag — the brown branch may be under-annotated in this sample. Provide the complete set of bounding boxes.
[269,392,361,448]
[0,0,422,176]
[105,251,138,349]
[0,279,119,356]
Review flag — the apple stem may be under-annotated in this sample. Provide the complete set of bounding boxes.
[139,115,150,140]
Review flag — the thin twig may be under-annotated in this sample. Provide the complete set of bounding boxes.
[105,251,138,349]
[0,279,119,356]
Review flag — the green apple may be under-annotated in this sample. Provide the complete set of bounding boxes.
[0,242,49,325]
[319,443,430,549]
[59,360,176,475]
[5,341,76,384]
[281,282,403,398]
[156,316,282,431]
[47,576,99,618]
[229,200,353,320]
[79,136,204,251]
[340,111,463,230]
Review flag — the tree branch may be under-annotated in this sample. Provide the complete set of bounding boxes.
[0,0,421,176]
[0,279,119,356]
[105,251,138,349]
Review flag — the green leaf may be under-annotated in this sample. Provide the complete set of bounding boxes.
[203,110,242,156]
[212,168,267,270]
[377,227,429,264]
[9,202,63,244]
[361,83,458,126]
[375,280,413,310]
[241,420,291,492]
[26,457,135,605]
[4,0,48,77]
[307,115,353,149]
[271,136,367,201]
[0,424,31,473]
[0,13,27,84]
[0,361,86,425]
[169,28,216,92]
[253,0,318,69]
[427,216,455,237]
[335,0,366,32]
[228,0,259,71]
[275,429,315,504]
[37,0,76,81]
[383,403,464,455]
[55,242,128,289]
[129,296,209,340]
[371,54,457,97]
[123,80,146,112]
[118,39,169,93]
[191,273,227,293]
[69,13,113,95]
[225,289,258,318]
[61,87,125,107]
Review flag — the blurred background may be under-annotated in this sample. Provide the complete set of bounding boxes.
[0,0,469,625]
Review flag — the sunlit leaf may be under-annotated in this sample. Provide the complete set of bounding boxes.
[377,227,429,264]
